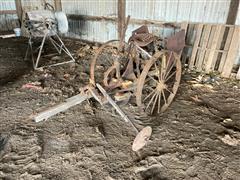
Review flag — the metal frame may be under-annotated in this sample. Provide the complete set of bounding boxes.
[25,32,75,70]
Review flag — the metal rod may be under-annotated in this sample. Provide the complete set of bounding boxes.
[35,33,47,69]
[96,83,139,134]
[135,44,152,58]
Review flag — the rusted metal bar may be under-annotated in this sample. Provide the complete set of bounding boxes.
[96,83,139,134]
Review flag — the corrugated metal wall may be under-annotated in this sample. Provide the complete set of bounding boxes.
[61,0,118,42]
[20,0,54,10]
[0,0,18,31]
[62,0,233,42]
[0,0,237,40]
[126,0,230,23]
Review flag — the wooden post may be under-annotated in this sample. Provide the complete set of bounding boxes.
[221,27,240,78]
[226,0,239,25]
[54,0,62,11]
[15,0,23,22]
[118,0,126,41]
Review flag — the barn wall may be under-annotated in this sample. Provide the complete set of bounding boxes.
[0,0,18,31]
[62,0,232,42]
[20,0,55,10]
[0,0,55,32]
[61,0,118,42]
[0,0,235,40]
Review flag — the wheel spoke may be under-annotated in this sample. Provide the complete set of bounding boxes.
[146,92,157,111]
[147,74,159,84]
[154,62,160,82]
[160,55,167,80]
[145,86,155,91]
[143,89,155,102]
[151,92,159,114]
[165,70,176,82]
[165,87,173,94]
[162,89,167,105]
[157,91,162,114]
[166,51,173,70]
[164,58,176,79]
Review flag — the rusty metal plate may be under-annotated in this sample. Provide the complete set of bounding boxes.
[166,29,185,54]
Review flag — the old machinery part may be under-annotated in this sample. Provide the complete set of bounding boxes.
[24,9,75,70]
[136,51,182,114]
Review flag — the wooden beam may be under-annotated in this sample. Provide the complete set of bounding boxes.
[118,0,126,40]
[226,0,240,25]
[15,0,22,22]
[0,10,17,15]
[32,93,90,122]
[67,14,181,28]
[221,27,240,78]
[54,0,62,11]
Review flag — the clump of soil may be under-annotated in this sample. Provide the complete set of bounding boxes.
[0,38,240,179]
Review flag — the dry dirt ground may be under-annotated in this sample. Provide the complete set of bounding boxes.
[0,37,240,180]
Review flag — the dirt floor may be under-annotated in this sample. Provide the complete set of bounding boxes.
[0,37,240,180]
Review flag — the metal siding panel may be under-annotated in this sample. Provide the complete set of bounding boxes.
[189,0,206,23]
[153,0,167,21]
[165,0,178,22]
[62,0,117,16]
[176,0,192,22]
[7,0,232,44]
[0,0,18,31]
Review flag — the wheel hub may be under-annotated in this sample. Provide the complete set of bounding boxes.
[156,81,166,92]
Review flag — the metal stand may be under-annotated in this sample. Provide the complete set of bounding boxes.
[25,33,75,70]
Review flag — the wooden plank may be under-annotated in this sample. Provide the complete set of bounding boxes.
[180,22,188,64]
[0,10,17,15]
[54,0,62,11]
[218,27,234,71]
[182,23,194,65]
[15,0,23,21]
[209,25,226,71]
[32,93,90,122]
[195,24,212,71]
[221,27,240,78]
[205,25,224,73]
[202,25,216,71]
[237,67,240,79]
[189,24,203,70]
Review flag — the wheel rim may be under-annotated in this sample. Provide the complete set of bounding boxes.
[90,40,130,89]
[136,51,182,114]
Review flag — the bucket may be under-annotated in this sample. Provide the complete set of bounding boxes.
[13,28,21,37]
